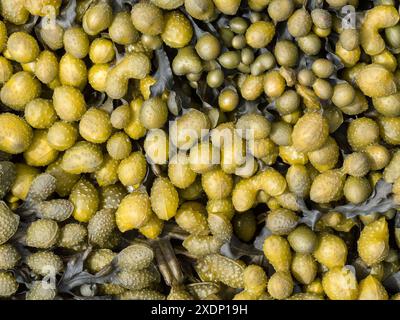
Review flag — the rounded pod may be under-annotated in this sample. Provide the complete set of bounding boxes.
[168,152,197,189]
[195,33,220,61]
[144,129,169,165]
[83,0,113,36]
[88,209,117,248]
[378,116,400,145]
[291,253,317,285]
[111,104,131,130]
[307,137,340,172]
[23,130,59,167]
[63,27,90,59]
[245,21,275,49]
[175,201,209,235]
[267,271,294,300]
[373,93,400,117]
[356,64,397,98]
[94,155,119,187]
[347,118,380,151]
[268,0,294,22]
[139,214,164,240]
[88,64,110,92]
[170,109,210,150]
[116,190,153,232]
[263,235,292,272]
[287,226,317,254]
[39,22,64,51]
[117,152,147,187]
[236,113,271,140]
[266,209,298,236]
[0,113,33,154]
[35,51,59,84]
[61,142,103,174]
[0,72,41,111]
[286,165,311,197]
[287,8,312,38]
[59,53,87,89]
[57,223,87,250]
[243,265,268,296]
[342,152,370,177]
[0,272,18,297]
[26,219,59,249]
[0,244,20,270]
[131,1,164,36]
[264,70,286,97]
[139,97,168,130]
[310,170,345,204]
[213,0,240,15]
[322,267,359,300]
[0,202,20,245]
[150,177,179,221]
[79,108,112,144]
[106,132,132,160]
[117,243,154,270]
[53,86,87,122]
[360,5,399,56]
[161,11,193,48]
[185,0,214,21]
[10,164,39,201]
[292,112,329,153]
[69,179,99,223]
[332,83,356,108]
[89,38,115,64]
[26,251,63,276]
[201,168,233,200]
[358,275,388,300]
[47,121,78,151]
[105,53,151,99]
[109,11,139,45]
[358,217,389,266]
[6,32,39,63]
[313,233,348,269]
[0,0,29,25]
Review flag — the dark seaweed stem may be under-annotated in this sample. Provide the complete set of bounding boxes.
[57,0,77,28]
[253,227,272,251]
[150,48,174,97]
[383,272,400,294]
[305,0,324,10]
[153,238,184,286]
[395,212,400,228]
[184,11,208,40]
[221,235,263,260]
[195,80,219,107]
[297,198,323,230]
[112,0,138,12]
[58,247,120,293]
[22,15,40,33]
[296,180,398,229]
[333,180,397,219]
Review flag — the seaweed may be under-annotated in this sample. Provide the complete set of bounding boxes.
[383,272,400,294]
[220,235,262,259]
[58,247,119,294]
[333,179,396,219]
[57,0,77,28]
[112,0,138,12]
[297,198,323,230]
[253,227,272,251]
[150,48,174,97]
